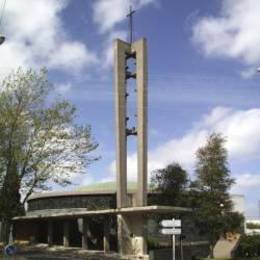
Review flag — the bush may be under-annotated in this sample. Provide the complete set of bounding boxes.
[236,235,260,257]
[247,223,260,229]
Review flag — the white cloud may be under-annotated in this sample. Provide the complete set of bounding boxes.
[211,109,260,158]
[102,30,127,68]
[79,174,95,186]
[192,0,260,69]
[232,173,260,191]
[240,67,258,79]
[92,0,155,69]
[55,82,72,94]
[231,173,260,217]
[109,107,260,181]
[93,0,155,33]
[49,42,97,72]
[0,0,96,74]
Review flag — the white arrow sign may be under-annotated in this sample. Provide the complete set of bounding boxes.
[160,228,181,235]
[160,219,174,228]
[160,219,182,228]
[174,220,181,228]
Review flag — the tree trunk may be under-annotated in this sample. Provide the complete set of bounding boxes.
[0,218,11,245]
[0,160,24,244]
[209,244,214,258]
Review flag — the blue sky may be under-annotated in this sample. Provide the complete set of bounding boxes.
[1,0,260,217]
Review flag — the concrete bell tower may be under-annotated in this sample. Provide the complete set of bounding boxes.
[114,38,148,208]
[114,7,148,257]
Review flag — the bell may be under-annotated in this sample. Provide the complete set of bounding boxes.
[0,35,5,45]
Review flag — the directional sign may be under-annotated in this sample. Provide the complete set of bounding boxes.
[174,220,181,228]
[160,228,181,235]
[160,219,181,228]
[160,219,174,228]
[159,219,182,260]
[160,218,181,260]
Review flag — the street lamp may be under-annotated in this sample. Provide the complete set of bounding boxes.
[219,202,224,216]
[0,35,5,45]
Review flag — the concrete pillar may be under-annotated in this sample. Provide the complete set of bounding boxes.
[130,214,147,256]
[47,220,53,246]
[63,221,69,247]
[132,38,148,207]
[103,218,110,253]
[114,39,131,208]
[82,218,88,250]
[117,214,132,255]
[117,214,148,256]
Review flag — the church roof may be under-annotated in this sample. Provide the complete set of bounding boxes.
[28,181,154,201]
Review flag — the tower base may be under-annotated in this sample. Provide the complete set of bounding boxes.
[117,213,148,258]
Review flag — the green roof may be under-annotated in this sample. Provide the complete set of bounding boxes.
[28,182,156,201]
[75,181,138,192]
[75,181,155,193]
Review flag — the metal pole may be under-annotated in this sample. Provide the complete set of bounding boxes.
[172,234,175,260]
[126,6,135,44]
[180,235,184,260]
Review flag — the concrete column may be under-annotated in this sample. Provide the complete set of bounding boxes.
[114,39,131,208]
[82,218,88,250]
[117,214,132,255]
[130,214,147,256]
[63,221,69,247]
[103,218,110,253]
[132,38,148,207]
[117,214,148,256]
[47,220,53,246]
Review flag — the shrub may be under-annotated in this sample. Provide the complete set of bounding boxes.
[247,223,260,229]
[235,235,260,257]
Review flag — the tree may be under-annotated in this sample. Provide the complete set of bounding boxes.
[194,133,244,257]
[0,68,98,243]
[150,163,189,206]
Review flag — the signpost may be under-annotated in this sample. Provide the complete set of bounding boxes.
[160,218,182,260]
[161,228,181,235]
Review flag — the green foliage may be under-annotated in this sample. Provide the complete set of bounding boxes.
[236,235,260,257]
[223,211,244,234]
[193,133,244,257]
[0,68,98,243]
[147,237,161,250]
[148,133,244,258]
[247,223,260,229]
[196,133,234,193]
[150,163,189,206]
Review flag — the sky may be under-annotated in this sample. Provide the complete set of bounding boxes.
[0,0,260,217]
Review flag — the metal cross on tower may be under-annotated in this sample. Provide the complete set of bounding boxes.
[127,5,136,44]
